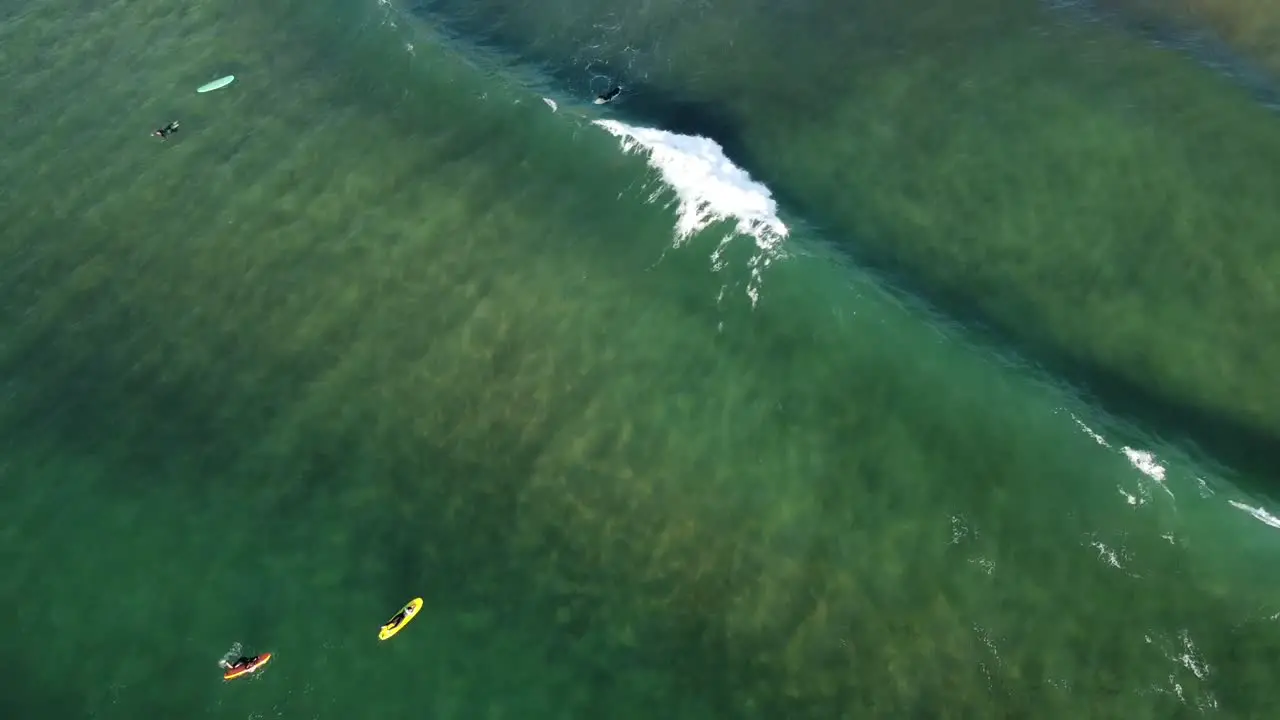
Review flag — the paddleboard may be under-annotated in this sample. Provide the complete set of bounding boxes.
[197,75,235,93]
[378,597,423,641]
[222,653,271,681]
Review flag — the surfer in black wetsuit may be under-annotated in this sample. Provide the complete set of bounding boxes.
[594,85,622,105]
[152,121,180,140]
[386,602,416,629]
[220,655,262,671]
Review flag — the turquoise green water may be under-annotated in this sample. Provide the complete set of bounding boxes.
[3,0,1280,717]
[417,0,1280,463]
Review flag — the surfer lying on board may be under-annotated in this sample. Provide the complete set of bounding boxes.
[152,121,180,140]
[220,655,264,672]
[594,85,622,105]
[386,601,418,628]
[220,652,273,681]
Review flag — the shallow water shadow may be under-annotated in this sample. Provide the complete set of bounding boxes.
[606,80,754,163]
[1063,0,1280,110]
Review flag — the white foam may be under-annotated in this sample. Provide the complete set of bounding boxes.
[593,119,789,305]
[1069,413,1173,503]
[1121,446,1173,505]
[1090,539,1126,569]
[542,97,558,112]
[1143,629,1218,710]
[1122,446,1172,502]
[1121,447,1166,483]
[1068,413,1172,507]
[219,641,242,666]
[1071,414,1110,447]
[1228,500,1280,530]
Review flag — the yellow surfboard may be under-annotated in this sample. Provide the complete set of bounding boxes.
[378,597,423,641]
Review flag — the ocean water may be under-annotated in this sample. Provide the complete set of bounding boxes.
[2,0,1280,718]
[413,0,1280,467]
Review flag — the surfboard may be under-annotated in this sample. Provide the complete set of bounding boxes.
[378,597,423,641]
[197,75,235,93]
[222,653,271,681]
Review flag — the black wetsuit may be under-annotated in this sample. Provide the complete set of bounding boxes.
[596,86,622,104]
[153,121,180,139]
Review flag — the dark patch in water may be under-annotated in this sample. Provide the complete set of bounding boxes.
[406,3,754,164]
[607,83,754,165]
[1048,0,1280,110]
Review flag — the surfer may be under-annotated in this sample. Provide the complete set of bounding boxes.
[594,85,622,105]
[387,601,417,628]
[219,655,262,672]
[379,597,424,641]
[152,121,180,140]
[220,652,272,680]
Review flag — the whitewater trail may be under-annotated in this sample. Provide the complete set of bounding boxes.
[594,119,789,306]
[1071,409,1280,563]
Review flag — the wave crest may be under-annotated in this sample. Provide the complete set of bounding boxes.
[594,119,789,305]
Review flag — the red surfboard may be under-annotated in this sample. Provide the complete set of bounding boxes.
[223,653,272,681]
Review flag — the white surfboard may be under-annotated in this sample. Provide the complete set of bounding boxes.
[197,75,235,93]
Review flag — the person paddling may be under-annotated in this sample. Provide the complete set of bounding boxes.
[219,652,272,680]
[152,121,180,140]
[219,654,262,672]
